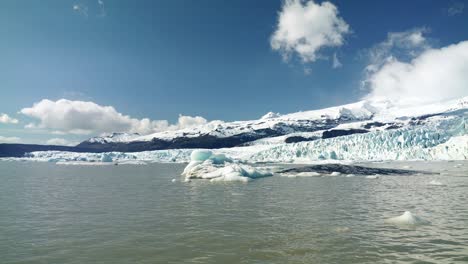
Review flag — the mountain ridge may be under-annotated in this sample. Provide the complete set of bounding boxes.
[1,97,466,158]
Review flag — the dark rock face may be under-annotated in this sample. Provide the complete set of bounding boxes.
[0,116,374,157]
[285,136,319,144]
[74,119,345,154]
[363,122,385,129]
[321,129,369,139]
[385,124,403,130]
[76,129,287,152]
[279,164,435,175]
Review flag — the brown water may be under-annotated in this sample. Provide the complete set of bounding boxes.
[1,160,467,263]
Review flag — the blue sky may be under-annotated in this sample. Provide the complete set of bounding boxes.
[1,0,467,144]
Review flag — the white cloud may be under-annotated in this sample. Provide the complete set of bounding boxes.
[0,136,21,143]
[446,2,464,16]
[73,4,88,18]
[364,40,468,105]
[20,99,209,135]
[365,28,430,73]
[176,115,207,129]
[97,0,106,17]
[332,53,342,68]
[271,0,350,63]
[45,138,78,146]
[0,113,18,124]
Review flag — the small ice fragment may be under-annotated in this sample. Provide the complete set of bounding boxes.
[428,180,445,186]
[403,165,411,169]
[334,227,351,233]
[190,150,213,162]
[365,175,379,179]
[296,172,321,177]
[330,172,341,176]
[346,174,355,177]
[184,179,191,183]
[385,211,429,226]
[171,179,177,183]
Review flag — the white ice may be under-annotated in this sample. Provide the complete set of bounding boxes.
[428,180,445,186]
[182,150,272,182]
[385,211,429,226]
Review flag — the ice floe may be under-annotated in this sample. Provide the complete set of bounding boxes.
[428,180,445,186]
[385,211,430,226]
[182,150,272,182]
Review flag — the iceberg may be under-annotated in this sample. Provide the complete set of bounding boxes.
[428,180,445,186]
[182,150,272,182]
[385,211,430,226]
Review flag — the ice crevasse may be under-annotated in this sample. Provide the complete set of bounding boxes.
[251,116,467,162]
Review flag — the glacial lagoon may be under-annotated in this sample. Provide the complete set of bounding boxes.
[1,160,467,263]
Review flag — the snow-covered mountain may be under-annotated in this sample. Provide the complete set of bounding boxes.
[2,96,466,159]
[86,132,141,144]
[75,97,468,153]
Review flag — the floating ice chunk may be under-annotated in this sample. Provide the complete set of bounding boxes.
[190,150,213,162]
[171,179,177,183]
[330,171,341,176]
[210,153,231,164]
[385,211,429,226]
[280,171,321,177]
[346,174,355,177]
[334,227,351,233]
[281,174,298,178]
[297,172,321,177]
[182,151,271,182]
[366,175,379,179]
[193,162,270,182]
[428,180,445,186]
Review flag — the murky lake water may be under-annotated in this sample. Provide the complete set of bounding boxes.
[1,160,467,263]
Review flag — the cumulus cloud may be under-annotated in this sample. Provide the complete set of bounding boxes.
[364,40,468,105]
[20,99,209,135]
[446,2,464,16]
[365,28,430,73]
[0,136,21,143]
[45,138,78,146]
[271,0,350,63]
[0,113,18,124]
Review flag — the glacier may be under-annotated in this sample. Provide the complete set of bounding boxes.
[6,114,467,164]
[251,115,467,163]
[3,97,467,165]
